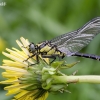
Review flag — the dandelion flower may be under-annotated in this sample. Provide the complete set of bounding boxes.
[0,37,79,100]
[0,37,48,100]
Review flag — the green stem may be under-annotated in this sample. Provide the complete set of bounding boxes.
[52,75,100,84]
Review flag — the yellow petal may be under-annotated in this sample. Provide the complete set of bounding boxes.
[0,78,18,84]
[3,60,26,68]
[6,88,21,95]
[14,90,35,100]
[16,39,30,56]
[5,84,28,95]
[2,52,26,64]
[2,71,24,78]
[0,66,27,73]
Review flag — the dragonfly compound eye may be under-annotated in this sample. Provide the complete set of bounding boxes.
[29,43,36,53]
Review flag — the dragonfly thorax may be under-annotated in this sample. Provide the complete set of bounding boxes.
[29,41,65,60]
[38,41,65,59]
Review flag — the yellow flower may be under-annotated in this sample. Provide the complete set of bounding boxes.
[0,37,48,100]
[0,37,78,100]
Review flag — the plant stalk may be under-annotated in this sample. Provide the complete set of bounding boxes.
[52,75,100,84]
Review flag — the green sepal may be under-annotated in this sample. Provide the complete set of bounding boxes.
[51,61,80,69]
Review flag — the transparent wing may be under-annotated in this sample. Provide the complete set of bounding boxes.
[50,17,100,56]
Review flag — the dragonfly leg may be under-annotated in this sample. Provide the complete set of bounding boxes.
[23,52,36,62]
[23,52,40,67]
[28,54,39,67]
[42,54,59,64]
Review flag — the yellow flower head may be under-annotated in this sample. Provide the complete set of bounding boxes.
[0,37,48,100]
[0,37,78,100]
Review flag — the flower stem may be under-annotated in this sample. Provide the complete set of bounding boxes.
[52,75,100,84]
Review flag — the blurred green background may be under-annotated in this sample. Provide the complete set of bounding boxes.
[0,0,100,100]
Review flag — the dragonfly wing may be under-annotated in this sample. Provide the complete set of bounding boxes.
[50,17,100,56]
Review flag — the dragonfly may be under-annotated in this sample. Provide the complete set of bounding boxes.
[27,17,100,64]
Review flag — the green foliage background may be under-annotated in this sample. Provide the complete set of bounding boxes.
[0,0,100,100]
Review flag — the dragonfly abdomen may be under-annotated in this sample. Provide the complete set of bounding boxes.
[72,52,100,61]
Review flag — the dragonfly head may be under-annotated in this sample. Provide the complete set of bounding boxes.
[29,43,37,53]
